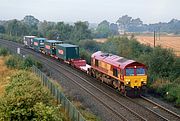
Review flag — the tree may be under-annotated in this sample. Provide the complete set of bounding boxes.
[109,23,119,35]
[71,21,92,41]
[130,18,143,27]
[46,29,59,40]
[0,25,5,33]
[22,15,39,35]
[6,19,28,36]
[95,20,110,38]
[23,15,39,27]
[144,46,176,79]
[116,15,132,30]
[55,22,73,41]
[38,21,55,37]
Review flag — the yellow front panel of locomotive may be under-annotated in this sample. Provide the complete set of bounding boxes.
[124,76,147,88]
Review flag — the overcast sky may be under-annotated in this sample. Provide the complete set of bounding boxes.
[0,0,179,24]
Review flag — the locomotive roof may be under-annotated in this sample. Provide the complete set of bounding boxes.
[92,51,145,69]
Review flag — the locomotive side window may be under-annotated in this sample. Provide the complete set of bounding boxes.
[120,69,124,76]
[113,68,118,77]
[136,68,145,75]
[95,59,99,67]
[126,68,134,76]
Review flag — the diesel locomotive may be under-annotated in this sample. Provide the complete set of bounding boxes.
[89,51,147,96]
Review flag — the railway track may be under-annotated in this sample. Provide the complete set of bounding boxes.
[1,39,180,121]
[139,96,180,121]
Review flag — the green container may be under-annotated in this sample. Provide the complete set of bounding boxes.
[56,44,79,60]
[33,38,46,51]
[44,40,63,55]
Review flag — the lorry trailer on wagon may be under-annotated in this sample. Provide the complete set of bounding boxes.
[23,36,148,97]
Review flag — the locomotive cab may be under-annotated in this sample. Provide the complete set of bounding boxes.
[123,62,147,96]
[124,65,147,88]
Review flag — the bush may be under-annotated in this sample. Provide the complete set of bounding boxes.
[0,47,9,56]
[5,55,42,70]
[33,102,64,121]
[0,71,65,121]
[101,36,152,59]
[5,55,22,69]
[22,55,35,69]
[0,34,22,43]
[79,40,100,52]
[79,48,91,64]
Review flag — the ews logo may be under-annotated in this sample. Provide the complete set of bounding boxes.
[58,50,64,55]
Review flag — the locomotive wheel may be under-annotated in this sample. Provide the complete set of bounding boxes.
[119,85,126,96]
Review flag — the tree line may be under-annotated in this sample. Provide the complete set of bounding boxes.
[116,15,180,34]
[0,15,93,41]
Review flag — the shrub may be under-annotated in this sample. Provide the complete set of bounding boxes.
[33,102,64,121]
[0,71,65,121]
[5,55,42,70]
[0,34,22,43]
[0,47,9,56]
[5,55,22,69]
[22,55,35,69]
[79,48,91,64]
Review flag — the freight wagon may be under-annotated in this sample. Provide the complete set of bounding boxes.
[56,44,80,61]
[23,36,36,48]
[32,38,47,52]
[55,43,90,71]
[44,40,63,56]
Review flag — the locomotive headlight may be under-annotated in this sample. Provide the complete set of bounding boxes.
[141,81,147,84]
[125,79,130,84]
[141,79,146,84]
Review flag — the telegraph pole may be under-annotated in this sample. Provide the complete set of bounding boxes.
[159,27,160,40]
[154,31,156,48]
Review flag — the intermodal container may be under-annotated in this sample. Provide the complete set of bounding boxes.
[23,36,36,48]
[44,40,63,55]
[56,44,79,61]
[33,38,46,51]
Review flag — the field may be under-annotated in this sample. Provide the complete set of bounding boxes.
[94,38,107,43]
[135,35,180,57]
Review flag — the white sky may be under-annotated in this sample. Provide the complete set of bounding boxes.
[0,0,179,24]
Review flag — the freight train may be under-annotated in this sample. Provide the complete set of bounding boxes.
[24,36,148,97]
